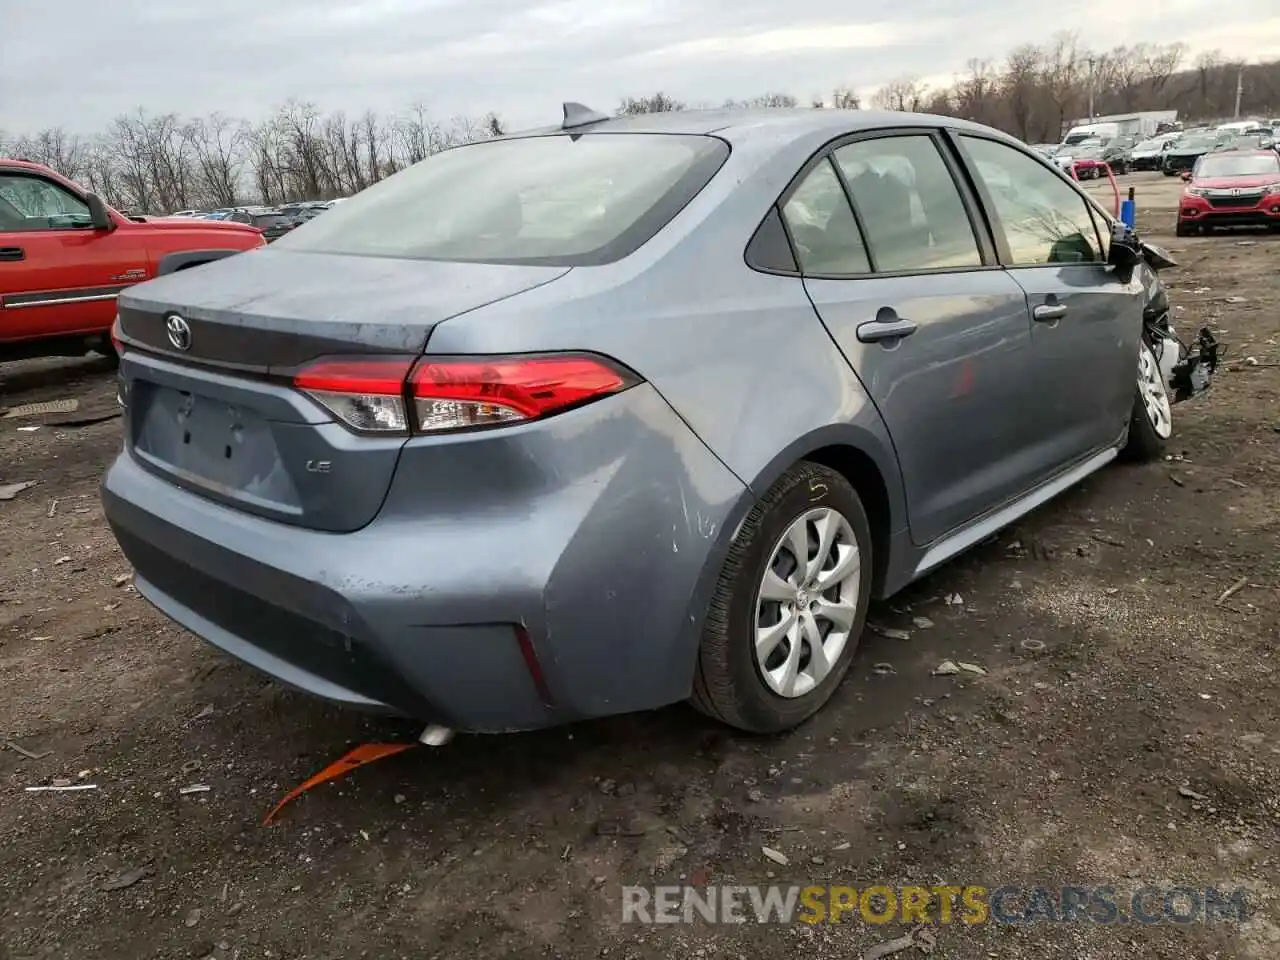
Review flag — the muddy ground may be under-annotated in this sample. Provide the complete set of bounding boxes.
[1,172,1277,960]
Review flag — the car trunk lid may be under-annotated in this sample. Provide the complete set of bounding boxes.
[115,249,570,532]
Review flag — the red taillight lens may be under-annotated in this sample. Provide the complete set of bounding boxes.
[110,316,125,356]
[293,356,416,433]
[409,355,630,433]
[291,353,635,435]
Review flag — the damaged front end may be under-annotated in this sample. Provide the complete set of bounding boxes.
[1119,225,1220,403]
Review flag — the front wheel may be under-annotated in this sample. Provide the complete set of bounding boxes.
[1122,341,1173,461]
[691,462,873,733]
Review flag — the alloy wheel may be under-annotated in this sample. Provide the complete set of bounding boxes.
[754,508,861,698]
[1138,345,1173,439]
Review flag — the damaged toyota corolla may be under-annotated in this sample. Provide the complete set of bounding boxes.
[101,106,1217,736]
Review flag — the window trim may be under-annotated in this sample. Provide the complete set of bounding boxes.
[780,155,874,276]
[946,130,1109,269]
[747,125,1004,281]
[0,170,93,233]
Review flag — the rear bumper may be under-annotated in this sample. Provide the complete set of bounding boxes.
[102,384,749,731]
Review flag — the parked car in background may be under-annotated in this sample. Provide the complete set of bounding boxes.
[276,201,330,228]
[1222,133,1276,152]
[0,158,264,362]
[1177,149,1280,235]
[1060,121,1122,146]
[168,209,203,218]
[1057,143,1109,179]
[1128,135,1179,171]
[1162,132,1229,175]
[286,206,326,228]
[248,212,295,242]
[103,107,1209,735]
[1099,137,1136,174]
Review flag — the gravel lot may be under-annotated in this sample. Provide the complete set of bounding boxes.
[1,173,1277,960]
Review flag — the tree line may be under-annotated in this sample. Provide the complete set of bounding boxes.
[3,33,1278,215]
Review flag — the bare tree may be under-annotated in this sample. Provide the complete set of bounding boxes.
[617,92,685,115]
[187,113,248,207]
[14,49,1279,215]
[1003,45,1046,142]
[829,87,862,110]
[723,93,799,109]
[871,77,927,112]
[9,128,88,179]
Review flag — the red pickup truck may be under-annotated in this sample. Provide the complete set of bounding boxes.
[0,159,265,362]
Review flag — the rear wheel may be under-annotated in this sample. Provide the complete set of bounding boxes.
[1175,221,1194,237]
[1122,341,1172,461]
[691,462,872,733]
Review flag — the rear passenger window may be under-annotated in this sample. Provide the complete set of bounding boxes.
[780,159,871,275]
[959,136,1104,266]
[833,136,982,272]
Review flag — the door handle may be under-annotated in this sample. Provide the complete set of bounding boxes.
[0,247,24,262]
[1033,303,1067,322]
[856,317,918,343]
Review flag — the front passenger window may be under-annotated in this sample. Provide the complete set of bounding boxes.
[960,136,1103,265]
[779,159,871,275]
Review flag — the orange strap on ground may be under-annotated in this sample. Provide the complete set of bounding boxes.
[262,742,416,825]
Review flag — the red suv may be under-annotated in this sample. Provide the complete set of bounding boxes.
[1,160,265,362]
[1176,149,1280,236]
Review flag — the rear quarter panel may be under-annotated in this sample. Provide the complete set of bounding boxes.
[424,129,911,607]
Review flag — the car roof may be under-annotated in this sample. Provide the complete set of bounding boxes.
[1207,148,1276,157]
[506,107,1000,145]
[0,158,50,172]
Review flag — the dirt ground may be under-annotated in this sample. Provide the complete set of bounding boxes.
[1,172,1277,960]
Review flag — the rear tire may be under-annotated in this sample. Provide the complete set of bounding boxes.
[691,462,873,733]
[1175,221,1193,237]
[1122,341,1172,462]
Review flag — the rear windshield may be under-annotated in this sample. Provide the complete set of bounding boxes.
[1196,153,1280,177]
[254,215,288,227]
[273,133,729,266]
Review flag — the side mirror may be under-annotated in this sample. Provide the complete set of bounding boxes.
[86,193,115,231]
[1108,221,1142,271]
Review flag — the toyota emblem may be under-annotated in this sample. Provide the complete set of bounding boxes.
[165,313,192,351]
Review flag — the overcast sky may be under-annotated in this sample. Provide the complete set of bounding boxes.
[4,0,1280,135]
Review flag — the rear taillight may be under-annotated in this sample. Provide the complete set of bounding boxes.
[292,353,636,435]
[110,316,125,356]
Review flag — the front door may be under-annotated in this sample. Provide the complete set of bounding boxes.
[953,134,1141,463]
[0,168,147,344]
[782,132,1046,546]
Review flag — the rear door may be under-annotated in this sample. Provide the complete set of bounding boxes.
[0,168,147,342]
[790,130,1047,546]
[952,133,1140,464]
